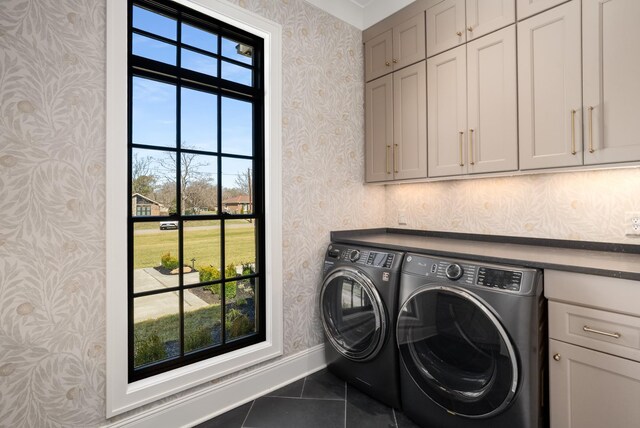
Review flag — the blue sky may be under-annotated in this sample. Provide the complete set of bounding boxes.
[131,5,255,192]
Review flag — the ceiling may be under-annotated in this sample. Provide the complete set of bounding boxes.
[304,0,415,30]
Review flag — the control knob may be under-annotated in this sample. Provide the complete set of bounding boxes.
[349,249,361,262]
[445,263,464,280]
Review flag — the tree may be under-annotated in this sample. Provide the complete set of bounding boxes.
[234,168,251,195]
[156,146,212,214]
[132,153,157,197]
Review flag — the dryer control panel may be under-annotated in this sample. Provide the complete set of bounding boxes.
[402,253,541,296]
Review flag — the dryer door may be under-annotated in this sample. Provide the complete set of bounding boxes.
[320,267,387,361]
[397,285,518,418]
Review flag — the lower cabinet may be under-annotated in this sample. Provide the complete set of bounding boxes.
[546,270,640,428]
[549,339,640,428]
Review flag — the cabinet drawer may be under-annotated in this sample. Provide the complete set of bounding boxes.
[549,301,640,362]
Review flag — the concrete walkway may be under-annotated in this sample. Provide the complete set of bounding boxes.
[133,268,210,322]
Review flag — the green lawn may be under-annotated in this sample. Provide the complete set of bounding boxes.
[133,223,255,270]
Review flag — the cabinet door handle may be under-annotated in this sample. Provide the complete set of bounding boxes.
[386,145,391,174]
[394,144,399,173]
[583,325,621,339]
[459,131,465,166]
[588,106,595,153]
[553,353,561,361]
[467,26,473,32]
[456,31,462,36]
[392,59,397,64]
[469,129,475,165]
[571,109,577,155]
[385,61,391,67]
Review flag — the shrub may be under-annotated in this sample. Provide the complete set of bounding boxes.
[225,309,253,339]
[134,331,166,367]
[241,262,255,276]
[199,265,221,283]
[161,252,179,270]
[185,326,212,353]
[200,265,236,299]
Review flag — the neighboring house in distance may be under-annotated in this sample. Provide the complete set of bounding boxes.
[222,195,251,214]
[131,193,169,216]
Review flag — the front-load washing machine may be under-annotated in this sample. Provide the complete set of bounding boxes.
[320,243,404,409]
[397,253,546,427]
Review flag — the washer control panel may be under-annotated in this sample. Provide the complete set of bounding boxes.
[327,245,396,268]
[477,267,522,291]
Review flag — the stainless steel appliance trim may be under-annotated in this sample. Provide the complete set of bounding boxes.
[320,266,387,362]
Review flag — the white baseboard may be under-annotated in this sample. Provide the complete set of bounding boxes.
[105,344,326,428]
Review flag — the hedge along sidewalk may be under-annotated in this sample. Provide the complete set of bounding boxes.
[133,268,208,322]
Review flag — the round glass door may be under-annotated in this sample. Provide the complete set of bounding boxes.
[397,285,518,418]
[320,267,386,361]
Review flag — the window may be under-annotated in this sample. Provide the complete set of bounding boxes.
[128,0,265,382]
[107,0,281,416]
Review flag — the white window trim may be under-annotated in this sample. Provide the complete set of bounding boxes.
[105,0,283,418]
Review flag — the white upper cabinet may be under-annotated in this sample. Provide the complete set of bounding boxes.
[365,74,394,182]
[427,45,467,177]
[583,0,640,165]
[466,25,518,174]
[518,0,583,170]
[517,0,569,20]
[364,30,393,83]
[428,25,517,177]
[427,0,467,57]
[365,12,425,82]
[427,0,515,57]
[466,0,516,41]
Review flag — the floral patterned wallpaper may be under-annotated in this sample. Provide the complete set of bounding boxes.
[1,0,639,426]
[385,168,640,243]
[0,0,385,426]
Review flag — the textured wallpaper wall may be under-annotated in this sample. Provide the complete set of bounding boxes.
[0,0,386,426]
[385,168,640,243]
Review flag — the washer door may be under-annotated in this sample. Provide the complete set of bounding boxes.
[320,267,387,361]
[397,285,518,418]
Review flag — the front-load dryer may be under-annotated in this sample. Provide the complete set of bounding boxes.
[397,253,546,428]
[320,243,404,409]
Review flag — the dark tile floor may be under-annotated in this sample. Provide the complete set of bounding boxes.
[195,368,421,428]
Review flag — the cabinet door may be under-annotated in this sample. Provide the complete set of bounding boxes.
[426,0,466,58]
[466,25,517,174]
[583,0,640,165]
[427,46,467,177]
[549,339,640,428]
[365,30,393,82]
[392,13,426,71]
[393,62,427,180]
[518,0,582,170]
[466,0,515,40]
[365,74,393,182]
[517,0,569,20]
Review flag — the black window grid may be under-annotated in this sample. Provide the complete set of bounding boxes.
[127,0,266,382]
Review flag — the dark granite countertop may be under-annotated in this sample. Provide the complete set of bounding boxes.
[330,228,640,281]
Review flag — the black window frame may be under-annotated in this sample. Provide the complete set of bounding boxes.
[127,0,266,382]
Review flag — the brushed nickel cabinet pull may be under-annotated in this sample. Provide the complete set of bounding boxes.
[385,61,391,67]
[459,131,464,166]
[392,59,397,64]
[588,106,595,153]
[553,353,561,361]
[583,325,621,339]
[456,31,462,36]
[571,109,577,155]
[467,26,473,32]
[394,144,399,173]
[469,129,475,165]
[386,145,391,174]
